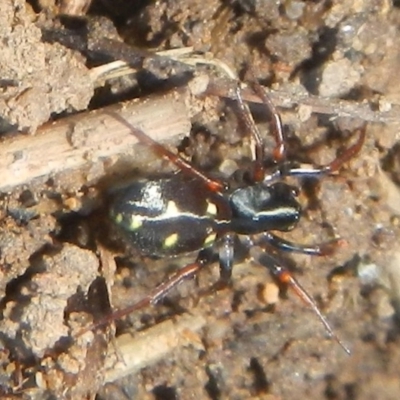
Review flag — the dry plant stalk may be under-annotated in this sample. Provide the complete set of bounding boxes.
[90,41,400,124]
[206,78,400,124]
[0,89,191,191]
[59,0,92,16]
[104,313,206,383]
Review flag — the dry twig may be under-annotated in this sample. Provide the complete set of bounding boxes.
[206,78,400,124]
[89,42,400,125]
[104,313,206,383]
[0,89,191,191]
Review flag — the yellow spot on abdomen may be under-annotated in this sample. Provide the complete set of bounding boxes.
[165,200,180,217]
[204,232,217,246]
[206,200,218,216]
[163,232,179,248]
[114,213,123,224]
[129,216,143,230]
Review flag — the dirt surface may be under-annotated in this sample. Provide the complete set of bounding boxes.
[1,0,400,399]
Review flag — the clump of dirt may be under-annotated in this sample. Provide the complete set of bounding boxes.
[0,0,93,132]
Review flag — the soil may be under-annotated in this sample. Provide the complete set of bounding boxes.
[1,0,400,399]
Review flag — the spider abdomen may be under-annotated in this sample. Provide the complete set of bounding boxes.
[110,175,228,257]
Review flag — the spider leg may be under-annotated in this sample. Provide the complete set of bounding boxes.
[106,111,226,192]
[78,249,213,335]
[235,84,265,182]
[218,233,236,284]
[322,124,367,174]
[258,232,340,256]
[284,124,366,179]
[252,247,350,355]
[271,262,351,355]
[249,80,286,163]
[235,81,287,182]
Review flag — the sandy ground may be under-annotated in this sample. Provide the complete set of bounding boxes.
[1,0,400,399]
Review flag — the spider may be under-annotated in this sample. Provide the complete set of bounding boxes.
[85,81,365,354]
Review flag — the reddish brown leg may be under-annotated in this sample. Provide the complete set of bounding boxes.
[234,80,287,182]
[251,246,350,354]
[249,80,287,163]
[268,124,366,180]
[272,264,350,354]
[235,85,265,182]
[106,111,226,192]
[78,251,211,335]
[322,124,367,173]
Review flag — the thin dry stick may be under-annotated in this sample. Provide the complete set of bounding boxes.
[88,42,400,124]
[103,313,206,383]
[206,78,400,124]
[2,47,396,194]
[0,89,191,191]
